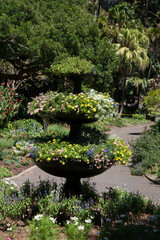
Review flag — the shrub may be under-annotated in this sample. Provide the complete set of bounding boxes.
[132,114,146,120]
[0,82,21,127]
[29,215,60,240]
[7,119,44,138]
[101,186,152,220]
[0,180,31,220]
[130,124,160,175]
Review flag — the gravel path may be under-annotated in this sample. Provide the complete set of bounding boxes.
[6,122,160,202]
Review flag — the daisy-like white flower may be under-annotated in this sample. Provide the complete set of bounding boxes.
[78,225,84,231]
[85,219,92,223]
[34,214,43,221]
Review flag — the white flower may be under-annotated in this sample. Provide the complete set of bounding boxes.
[7,227,12,231]
[34,214,43,221]
[50,217,56,224]
[66,220,71,225]
[85,219,92,223]
[70,216,78,222]
[120,214,126,218]
[78,225,84,231]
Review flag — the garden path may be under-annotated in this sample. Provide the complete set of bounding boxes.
[6,122,160,203]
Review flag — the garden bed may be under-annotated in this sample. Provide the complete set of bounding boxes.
[0,159,35,177]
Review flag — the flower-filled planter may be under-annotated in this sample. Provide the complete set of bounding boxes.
[28,57,131,196]
[30,137,131,178]
[28,91,117,123]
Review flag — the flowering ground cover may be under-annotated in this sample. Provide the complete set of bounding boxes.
[0,179,160,240]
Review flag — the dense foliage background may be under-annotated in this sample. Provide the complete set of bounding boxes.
[0,0,159,117]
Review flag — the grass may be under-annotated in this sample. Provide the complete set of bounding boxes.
[107,115,151,128]
[47,123,69,136]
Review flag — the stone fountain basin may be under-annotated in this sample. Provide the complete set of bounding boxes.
[51,112,98,124]
[33,159,111,178]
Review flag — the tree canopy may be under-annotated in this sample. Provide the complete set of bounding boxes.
[0,0,118,94]
[0,0,159,115]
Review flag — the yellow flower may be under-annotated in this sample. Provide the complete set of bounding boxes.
[47,157,51,161]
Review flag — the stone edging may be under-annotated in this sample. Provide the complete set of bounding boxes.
[145,173,160,185]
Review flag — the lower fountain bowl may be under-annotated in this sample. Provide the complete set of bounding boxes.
[33,159,112,179]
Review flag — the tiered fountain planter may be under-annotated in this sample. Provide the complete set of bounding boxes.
[28,57,131,196]
[32,79,111,196]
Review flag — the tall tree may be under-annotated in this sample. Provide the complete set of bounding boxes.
[114,28,149,117]
[0,0,117,96]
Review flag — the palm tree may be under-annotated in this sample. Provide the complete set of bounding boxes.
[115,28,149,118]
[126,76,148,108]
[147,24,160,79]
[126,76,148,95]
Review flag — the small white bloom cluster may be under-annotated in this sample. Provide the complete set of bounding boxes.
[66,216,92,231]
[6,223,12,231]
[3,179,19,190]
[87,89,118,122]
[34,214,57,224]
[13,140,34,156]
[34,214,43,221]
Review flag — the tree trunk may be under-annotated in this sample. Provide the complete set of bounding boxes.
[117,75,127,119]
